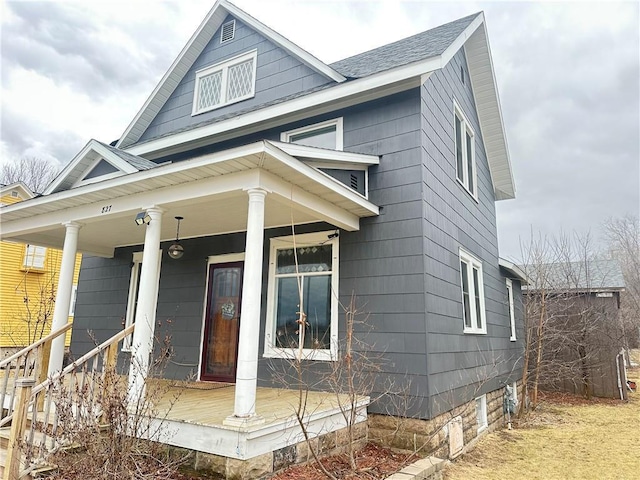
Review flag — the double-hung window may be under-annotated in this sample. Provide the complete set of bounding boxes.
[281,118,343,150]
[264,231,339,361]
[192,50,257,115]
[460,249,486,334]
[454,101,477,198]
[506,279,516,341]
[23,245,47,270]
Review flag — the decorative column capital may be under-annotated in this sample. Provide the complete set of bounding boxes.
[62,221,83,231]
[244,188,269,199]
[143,206,165,214]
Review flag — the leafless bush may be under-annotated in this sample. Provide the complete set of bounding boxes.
[39,346,189,479]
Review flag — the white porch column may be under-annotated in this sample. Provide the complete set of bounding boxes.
[48,222,82,377]
[127,207,164,403]
[225,188,267,426]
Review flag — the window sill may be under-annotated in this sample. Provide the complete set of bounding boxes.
[20,267,46,274]
[463,329,487,335]
[263,346,335,362]
[456,177,479,203]
[191,93,255,116]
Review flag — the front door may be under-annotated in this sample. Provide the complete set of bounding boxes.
[200,261,243,382]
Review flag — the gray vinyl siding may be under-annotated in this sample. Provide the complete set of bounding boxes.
[420,49,522,417]
[138,15,332,143]
[339,90,428,417]
[71,49,522,421]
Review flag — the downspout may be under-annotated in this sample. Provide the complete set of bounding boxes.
[615,350,624,400]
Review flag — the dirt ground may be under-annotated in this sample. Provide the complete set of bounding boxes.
[444,359,640,480]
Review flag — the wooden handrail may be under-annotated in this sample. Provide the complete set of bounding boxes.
[0,322,73,369]
[32,324,135,396]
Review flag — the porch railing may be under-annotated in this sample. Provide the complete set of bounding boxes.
[3,324,134,480]
[0,322,73,425]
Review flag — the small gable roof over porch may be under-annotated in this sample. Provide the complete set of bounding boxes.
[1,141,378,258]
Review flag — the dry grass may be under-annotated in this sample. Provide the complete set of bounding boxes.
[445,359,640,480]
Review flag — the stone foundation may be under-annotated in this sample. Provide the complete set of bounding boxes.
[183,420,368,479]
[369,385,511,460]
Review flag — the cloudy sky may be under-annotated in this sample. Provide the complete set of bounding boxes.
[1,0,638,259]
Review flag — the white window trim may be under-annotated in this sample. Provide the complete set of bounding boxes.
[122,250,162,352]
[460,249,486,334]
[281,117,344,151]
[476,394,488,433]
[192,49,257,116]
[264,231,339,362]
[453,99,477,200]
[507,278,516,341]
[23,245,47,270]
[68,285,78,317]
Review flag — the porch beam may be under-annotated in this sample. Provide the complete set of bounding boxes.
[128,206,164,403]
[260,171,362,231]
[47,221,82,376]
[225,188,267,425]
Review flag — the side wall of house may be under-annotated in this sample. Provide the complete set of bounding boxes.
[420,48,522,417]
[139,15,332,143]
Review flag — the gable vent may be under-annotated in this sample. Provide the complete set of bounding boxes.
[221,20,236,44]
[350,173,358,190]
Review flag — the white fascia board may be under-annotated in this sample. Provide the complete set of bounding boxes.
[463,17,515,201]
[263,141,378,215]
[116,0,228,148]
[259,171,361,231]
[44,139,98,195]
[124,58,442,158]
[92,142,139,174]
[44,140,138,195]
[439,12,485,67]
[268,140,379,165]
[498,257,528,284]
[221,1,345,83]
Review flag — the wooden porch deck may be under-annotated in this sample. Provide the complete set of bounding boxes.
[154,381,347,428]
[148,381,369,460]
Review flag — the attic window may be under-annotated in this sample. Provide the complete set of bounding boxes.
[193,50,257,115]
[11,190,18,198]
[220,20,236,43]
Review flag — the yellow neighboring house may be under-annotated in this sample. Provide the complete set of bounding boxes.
[0,182,81,356]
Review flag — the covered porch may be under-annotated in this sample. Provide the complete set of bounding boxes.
[0,139,378,450]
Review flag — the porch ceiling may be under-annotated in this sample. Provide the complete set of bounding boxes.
[0,141,379,257]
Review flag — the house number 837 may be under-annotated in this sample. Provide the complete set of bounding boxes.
[101,205,112,213]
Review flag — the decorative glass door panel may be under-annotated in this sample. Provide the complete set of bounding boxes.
[200,262,243,382]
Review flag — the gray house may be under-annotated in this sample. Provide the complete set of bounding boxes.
[0,0,524,473]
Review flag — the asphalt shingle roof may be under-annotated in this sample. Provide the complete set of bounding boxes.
[96,141,158,170]
[129,13,480,148]
[330,13,480,78]
[523,259,626,291]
